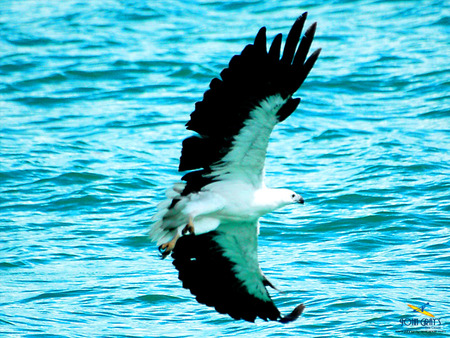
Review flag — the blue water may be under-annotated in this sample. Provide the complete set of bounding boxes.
[1,0,449,337]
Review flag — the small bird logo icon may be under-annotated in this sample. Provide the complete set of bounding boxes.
[407,302,435,317]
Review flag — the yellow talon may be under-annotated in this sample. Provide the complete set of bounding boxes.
[158,233,180,259]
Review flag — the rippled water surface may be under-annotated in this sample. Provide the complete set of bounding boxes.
[1,1,449,337]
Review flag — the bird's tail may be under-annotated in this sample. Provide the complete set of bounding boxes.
[149,182,187,246]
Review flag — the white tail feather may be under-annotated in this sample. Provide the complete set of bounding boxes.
[172,182,185,193]
[165,189,179,199]
[156,199,171,211]
[149,182,187,246]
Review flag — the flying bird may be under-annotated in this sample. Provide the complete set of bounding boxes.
[150,12,320,323]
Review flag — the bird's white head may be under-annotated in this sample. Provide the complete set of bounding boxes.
[283,189,304,205]
[254,188,304,216]
[267,188,304,206]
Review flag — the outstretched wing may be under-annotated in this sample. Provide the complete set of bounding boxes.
[172,221,304,322]
[179,12,320,195]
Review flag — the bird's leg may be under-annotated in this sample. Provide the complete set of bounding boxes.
[182,216,195,235]
[158,233,180,259]
[158,217,194,259]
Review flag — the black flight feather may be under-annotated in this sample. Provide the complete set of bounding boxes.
[179,13,320,196]
[172,232,304,323]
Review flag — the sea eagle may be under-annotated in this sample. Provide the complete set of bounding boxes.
[150,12,320,323]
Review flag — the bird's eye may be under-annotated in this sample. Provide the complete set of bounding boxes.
[291,194,295,198]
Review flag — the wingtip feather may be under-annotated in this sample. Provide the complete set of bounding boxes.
[281,13,307,65]
[254,26,267,54]
[268,33,282,60]
[279,303,305,323]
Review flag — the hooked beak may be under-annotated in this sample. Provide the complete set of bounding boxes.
[298,196,304,204]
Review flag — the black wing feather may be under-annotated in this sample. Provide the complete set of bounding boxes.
[179,13,320,193]
[281,13,307,65]
[172,232,279,322]
[172,231,304,322]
